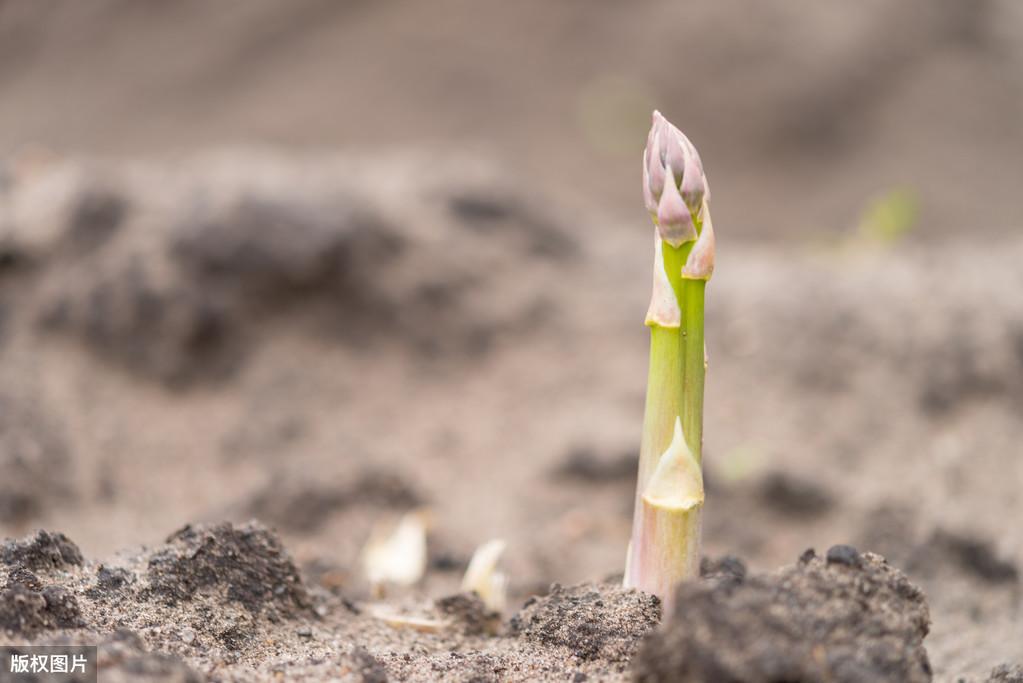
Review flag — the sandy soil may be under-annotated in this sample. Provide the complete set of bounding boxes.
[0,153,1021,680]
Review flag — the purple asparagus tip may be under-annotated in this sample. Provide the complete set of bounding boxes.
[643,111,709,248]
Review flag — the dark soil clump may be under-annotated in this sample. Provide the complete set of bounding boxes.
[633,549,932,683]
[144,521,310,617]
[912,530,1019,585]
[553,448,636,484]
[1,531,83,572]
[93,565,135,592]
[65,186,129,251]
[351,646,389,683]
[826,543,863,567]
[0,584,84,635]
[4,566,42,592]
[0,396,74,524]
[98,629,205,683]
[511,582,661,662]
[436,592,500,636]
[757,471,834,517]
[986,664,1023,683]
[699,555,747,585]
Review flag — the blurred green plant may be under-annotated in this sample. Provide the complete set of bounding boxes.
[718,441,765,484]
[857,188,919,244]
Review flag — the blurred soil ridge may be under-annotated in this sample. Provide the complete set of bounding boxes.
[0,392,73,525]
[0,153,573,385]
[1,0,1022,240]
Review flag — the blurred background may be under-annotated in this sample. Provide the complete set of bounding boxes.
[2,0,1022,238]
[0,1,1021,678]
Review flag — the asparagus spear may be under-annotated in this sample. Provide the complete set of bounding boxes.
[624,111,715,612]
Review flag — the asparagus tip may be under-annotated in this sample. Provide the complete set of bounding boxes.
[643,111,708,247]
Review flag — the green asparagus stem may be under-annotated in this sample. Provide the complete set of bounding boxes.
[625,112,715,612]
[681,277,705,463]
[635,239,688,488]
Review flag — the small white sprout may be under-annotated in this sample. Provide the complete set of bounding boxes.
[361,509,429,593]
[460,539,508,613]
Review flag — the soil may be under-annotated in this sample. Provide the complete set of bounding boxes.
[0,152,1020,681]
[0,527,973,682]
[635,549,932,682]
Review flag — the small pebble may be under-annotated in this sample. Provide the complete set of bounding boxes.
[297,626,313,638]
[180,628,196,644]
[799,548,817,565]
[826,544,861,567]
[701,555,747,580]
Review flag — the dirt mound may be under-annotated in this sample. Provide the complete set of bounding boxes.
[0,532,86,636]
[511,582,661,662]
[144,522,310,618]
[0,584,83,636]
[0,524,316,677]
[1,531,83,572]
[633,547,931,683]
